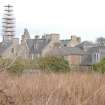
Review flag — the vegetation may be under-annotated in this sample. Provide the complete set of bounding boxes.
[0,72,105,105]
[0,58,33,74]
[96,37,105,46]
[0,56,70,74]
[0,58,11,69]
[7,59,25,74]
[0,57,105,105]
[93,58,105,73]
[37,56,70,72]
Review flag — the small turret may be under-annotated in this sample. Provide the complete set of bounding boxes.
[21,28,30,44]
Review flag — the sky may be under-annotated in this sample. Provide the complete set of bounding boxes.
[0,0,105,42]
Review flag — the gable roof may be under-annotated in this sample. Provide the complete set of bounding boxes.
[87,46,105,54]
[48,47,85,56]
[76,41,96,48]
[26,38,50,54]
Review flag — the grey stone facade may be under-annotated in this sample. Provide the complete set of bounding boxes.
[1,4,105,66]
[0,38,19,59]
[81,46,105,65]
[0,28,82,60]
[0,28,105,66]
[61,35,81,47]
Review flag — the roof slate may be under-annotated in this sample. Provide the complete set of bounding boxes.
[60,40,70,47]
[76,41,96,48]
[48,47,85,56]
[26,38,50,54]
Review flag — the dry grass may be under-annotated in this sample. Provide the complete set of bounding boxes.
[0,71,105,105]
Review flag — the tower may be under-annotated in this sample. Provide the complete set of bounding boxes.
[2,4,15,42]
[21,28,30,44]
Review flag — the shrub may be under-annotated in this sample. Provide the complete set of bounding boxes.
[93,58,105,73]
[0,58,39,74]
[0,58,12,69]
[6,58,40,74]
[7,59,25,74]
[37,56,70,72]
[0,57,70,74]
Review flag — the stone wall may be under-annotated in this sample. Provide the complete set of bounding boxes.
[67,35,81,47]
[42,33,60,56]
[1,38,19,59]
[65,55,82,65]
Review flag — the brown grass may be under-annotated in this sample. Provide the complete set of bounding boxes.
[0,71,105,105]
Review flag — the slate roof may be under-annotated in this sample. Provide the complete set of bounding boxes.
[26,38,50,54]
[60,40,70,47]
[86,46,105,54]
[76,41,96,49]
[81,46,105,65]
[48,47,85,56]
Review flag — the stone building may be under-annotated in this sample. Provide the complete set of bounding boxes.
[19,31,60,59]
[0,39,19,59]
[2,4,105,67]
[76,41,96,51]
[47,47,85,65]
[0,4,20,59]
[18,30,83,65]
[80,46,105,66]
[0,4,86,65]
[60,35,81,47]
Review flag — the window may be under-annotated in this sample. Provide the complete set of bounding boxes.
[64,44,67,47]
[94,54,96,60]
[96,53,100,62]
[11,48,14,53]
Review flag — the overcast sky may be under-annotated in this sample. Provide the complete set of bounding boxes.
[0,0,105,41]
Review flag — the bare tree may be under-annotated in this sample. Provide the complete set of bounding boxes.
[96,37,105,46]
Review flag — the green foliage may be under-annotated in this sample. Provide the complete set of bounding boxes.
[5,58,40,74]
[37,56,70,72]
[7,59,25,74]
[0,57,70,74]
[93,58,105,73]
[0,58,12,68]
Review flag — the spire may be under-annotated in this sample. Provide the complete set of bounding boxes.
[21,28,30,44]
[24,28,30,36]
[2,4,15,42]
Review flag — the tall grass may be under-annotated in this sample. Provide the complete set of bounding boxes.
[0,71,105,105]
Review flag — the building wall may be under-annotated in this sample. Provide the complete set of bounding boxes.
[42,34,60,56]
[21,29,30,45]
[91,53,100,64]
[44,33,60,42]
[1,39,19,59]
[18,43,30,59]
[42,41,55,56]
[67,35,81,47]
[81,54,92,66]
[65,55,81,65]
[1,37,30,59]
